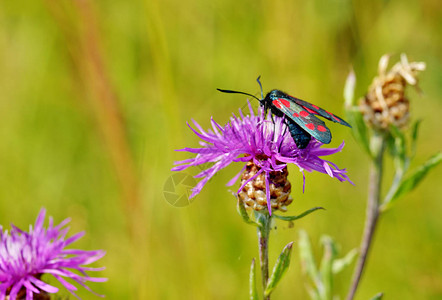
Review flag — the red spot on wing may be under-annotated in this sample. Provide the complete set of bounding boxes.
[305,107,317,114]
[279,98,291,107]
[311,104,319,110]
[300,111,309,117]
[317,125,327,132]
[273,100,282,108]
[306,123,315,130]
[293,112,300,117]
[326,110,341,122]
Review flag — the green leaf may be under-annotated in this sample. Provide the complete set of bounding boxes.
[332,248,358,274]
[249,258,258,300]
[319,236,338,300]
[383,152,442,209]
[388,125,407,168]
[237,197,259,226]
[255,211,272,228]
[273,207,324,221]
[264,242,294,297]
[410,120,421,158]
[370,292,384,300]
[347,108,371,157]
[383,121,423,207]
[383,168,405,208]
[298,230,320,284]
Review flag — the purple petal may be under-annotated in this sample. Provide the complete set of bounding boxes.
[302,171,306,193]
[236,168,264,195]
[0,209,106,299]
[265,172,272,215]
[28,276,58,293]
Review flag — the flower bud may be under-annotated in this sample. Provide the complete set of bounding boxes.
[238,161,293,213]
[359,54,425,130]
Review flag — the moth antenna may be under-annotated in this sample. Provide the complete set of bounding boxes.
[256,76,264,100]
[216,88,260,101]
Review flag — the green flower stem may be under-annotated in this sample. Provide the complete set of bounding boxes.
[346,133,386,300]
[257,213,272,300]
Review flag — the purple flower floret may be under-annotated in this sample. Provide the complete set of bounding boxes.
[0,208,107,300]
[172,101,352,208]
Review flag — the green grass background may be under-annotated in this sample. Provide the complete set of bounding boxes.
[0,0,441,299]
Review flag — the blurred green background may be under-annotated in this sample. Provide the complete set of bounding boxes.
[0,0,441,299]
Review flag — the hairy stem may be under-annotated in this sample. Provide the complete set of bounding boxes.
[257,214,271,300]
[346,134,386,300]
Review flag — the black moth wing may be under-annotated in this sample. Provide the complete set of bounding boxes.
[286,120,312,149]
[287,95,351,127]
[271,96,332,145]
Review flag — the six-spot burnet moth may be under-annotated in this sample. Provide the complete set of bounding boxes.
[217,76,351,149]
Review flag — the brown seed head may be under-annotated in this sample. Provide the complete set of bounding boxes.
[359,54,425,130]
[238,161,293,213]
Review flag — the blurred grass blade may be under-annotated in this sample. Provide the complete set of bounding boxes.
[273,207,324,221]
[410,120,421,158]
[249,258,258,300]
[332,248,358,274]
[370,292,384,300]
[299,230,320,284]
[383,152,442,210]
[264,242,294,297]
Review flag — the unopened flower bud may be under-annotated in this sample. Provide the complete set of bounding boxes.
[238,161,293,213]
[359,54,425,130]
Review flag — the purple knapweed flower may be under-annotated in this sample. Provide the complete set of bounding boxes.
[172,101,352,213]
[0,208,107,300]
